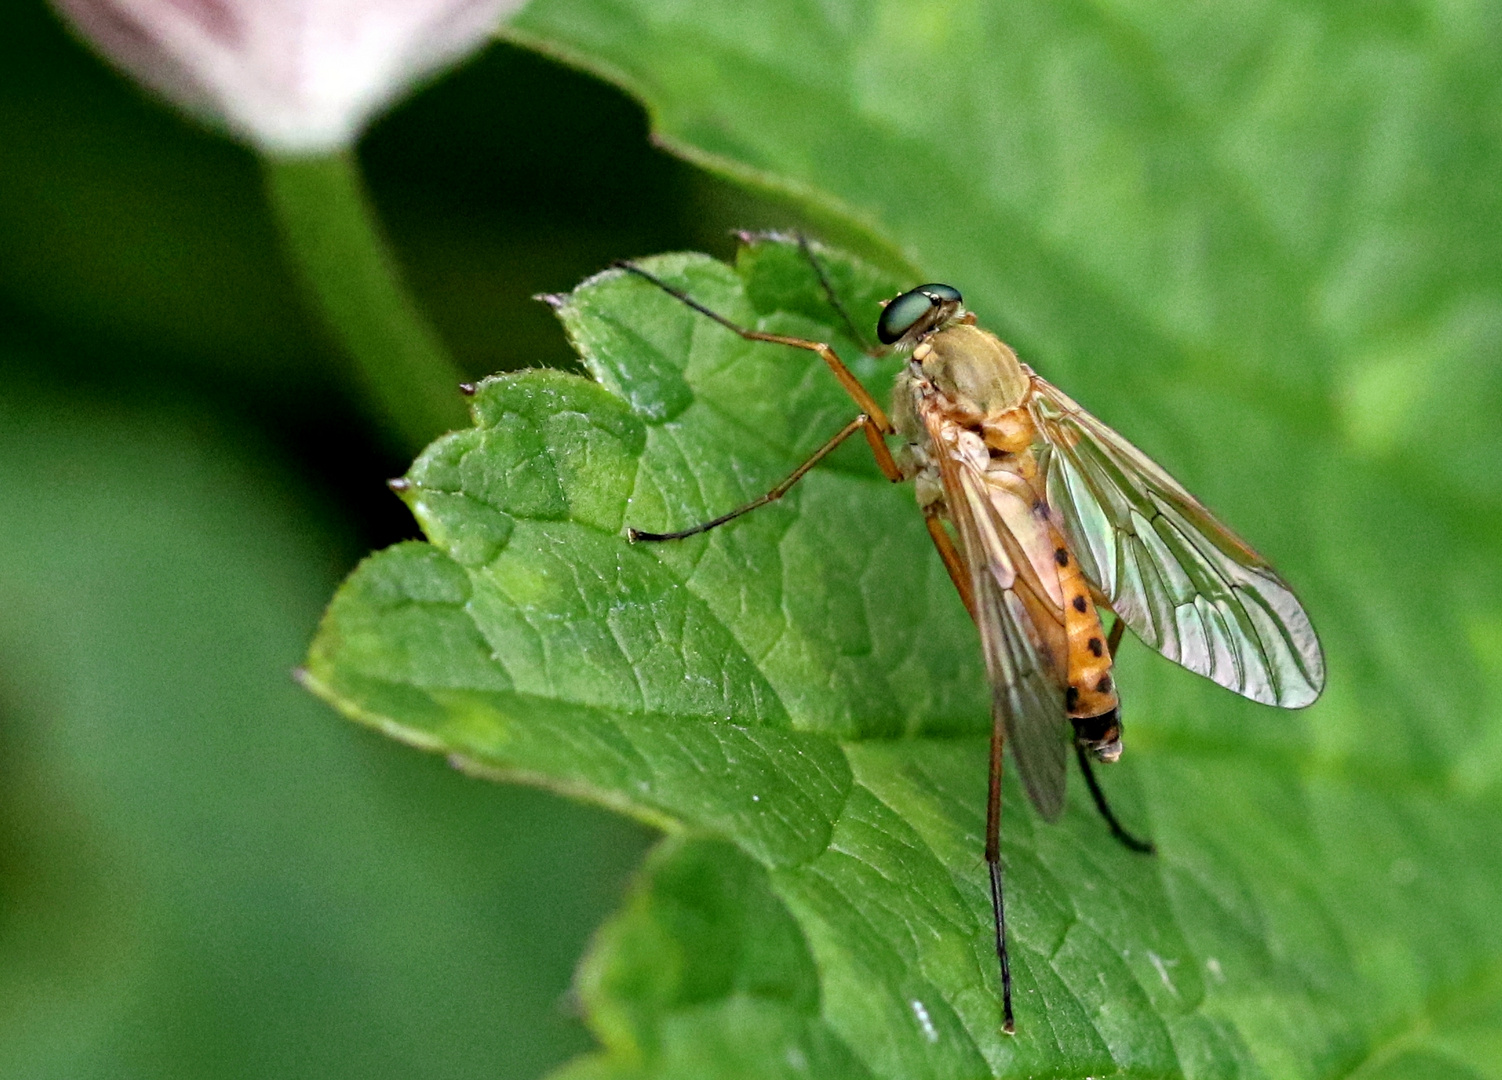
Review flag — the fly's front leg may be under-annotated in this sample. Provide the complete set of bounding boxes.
[612,260,893,433]
[793,231,880,356]
[629,413,898,543]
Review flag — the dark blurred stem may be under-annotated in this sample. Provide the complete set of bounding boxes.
[262,151,467,454]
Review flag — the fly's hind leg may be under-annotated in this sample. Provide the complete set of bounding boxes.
[612,259,893,432]
[1076,614,1155,855]
[1075,744,1155,855]
[1107,614,1126,655]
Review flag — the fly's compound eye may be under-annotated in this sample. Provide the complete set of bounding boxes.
[876,283,964,345]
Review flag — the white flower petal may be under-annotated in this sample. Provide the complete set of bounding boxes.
[52,0,527,152]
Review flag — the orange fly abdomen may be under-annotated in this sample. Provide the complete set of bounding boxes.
[1054,537,1118,720]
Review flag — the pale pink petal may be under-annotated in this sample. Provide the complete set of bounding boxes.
[52,0,527,152]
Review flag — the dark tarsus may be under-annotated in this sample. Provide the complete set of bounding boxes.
[1075,745,1156,855]
[1077,616,1155,853]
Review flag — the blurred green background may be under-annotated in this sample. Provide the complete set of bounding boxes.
[0,3,813,1076]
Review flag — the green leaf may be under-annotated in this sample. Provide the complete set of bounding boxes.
[556,835,874,1080]
[305,221,1502,1078]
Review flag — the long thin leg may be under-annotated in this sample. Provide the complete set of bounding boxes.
[1075,744,1155,854]
[986,713,1016,1035]
[628,414,899,543]
[930,502,1014,1031]
[924,508,976,619]
[613,260,893,432]
[794,232,877,355]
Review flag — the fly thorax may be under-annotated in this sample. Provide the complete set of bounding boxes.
[913,324,1029,414]
[963,407,1038,485]
[981,407,1036,456]
[890,367,925,444]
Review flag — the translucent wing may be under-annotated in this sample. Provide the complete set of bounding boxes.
[930,418,1071,821]
[1027,374,1325,708]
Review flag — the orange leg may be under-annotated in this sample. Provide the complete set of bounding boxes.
[613,260,893,432]
[923,508,976,620]
[629,414,896,542]
[925,510,1016,1031]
